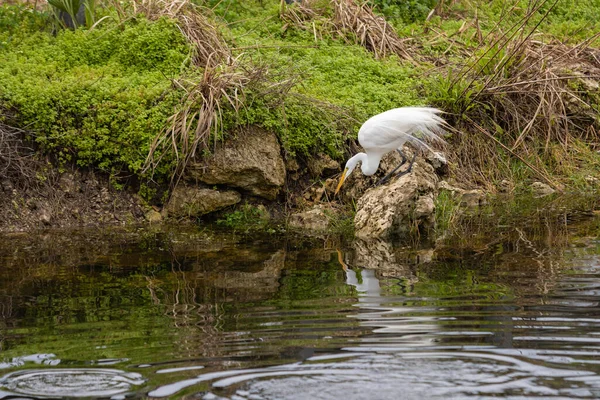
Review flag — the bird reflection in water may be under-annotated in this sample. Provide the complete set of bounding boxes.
[337,249,439,348]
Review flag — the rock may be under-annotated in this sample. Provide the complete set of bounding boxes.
[324,178,338,197]
[303,185,326,202]
[288,205,330,232]
[1,179,14,194]
[354,159,438,239]
[460,189,486,208]
[498,179,514,193]
[313,186,326,202]
[186,127,286,200]
[340,148,442,203]
[426,151,449,176]
[145,209,162,223]
[530,181,555,197]
[416,248,435,264]
[438,180,465,195]
[438,182,487,207]
[39,209,52,225]
[165,185,241,218]
[307,153,340,177]
[574,70,600,91]
[414,193,435,217]
[58,173,78,194]
[338,150,406,202]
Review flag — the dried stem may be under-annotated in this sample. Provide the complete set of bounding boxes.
[280,0,415,62]
[135,0,230,67]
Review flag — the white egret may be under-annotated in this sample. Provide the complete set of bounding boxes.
[335,107,447,194]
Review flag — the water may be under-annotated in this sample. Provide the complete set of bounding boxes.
[0,199,600,399]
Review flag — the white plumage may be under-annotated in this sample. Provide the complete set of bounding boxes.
[335,107,447,194]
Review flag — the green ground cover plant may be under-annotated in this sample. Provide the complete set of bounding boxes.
[1,0,599,193]
[0,14,189,179]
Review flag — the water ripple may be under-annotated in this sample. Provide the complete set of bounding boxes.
[148,250,600,399]
[0,368,145,398]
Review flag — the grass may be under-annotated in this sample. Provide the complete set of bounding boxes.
[434,189,462,233]
[216,203,278,233]
[0,14,189,180]
[433,191,600,254]
[325,207,356,236]
[202,0,600,192]
[1,0,600,195]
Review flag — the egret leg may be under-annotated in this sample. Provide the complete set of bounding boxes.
[391,150,418,179]
[374,150,407,187]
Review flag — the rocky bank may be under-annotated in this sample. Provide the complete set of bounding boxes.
[1,124,479,238]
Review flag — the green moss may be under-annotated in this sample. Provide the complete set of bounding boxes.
[0,16,189,178]
[369,0,438,24]
[1,0,431,178]
[209,1,425,159]
[3,0,598,188]
[216,203,276,233]
[0,5,50,48]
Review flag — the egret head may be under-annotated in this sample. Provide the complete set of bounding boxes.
[334,155,361,195]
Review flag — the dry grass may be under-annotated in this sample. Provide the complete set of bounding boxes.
[280,0,325,28]
[0,121,44,189]
[138,0,322,188]
[142,60,300,186]
[280,0,414,61]
[332,0,413,60]
[134,0,230,68]
[479,41,600,148]
[138,0,415,187]
[143,64,251,185]
[433,0,600,190]
[136,0,246,185]
[455,41,600,189]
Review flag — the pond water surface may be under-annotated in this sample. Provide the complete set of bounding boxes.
[1,197,600,399]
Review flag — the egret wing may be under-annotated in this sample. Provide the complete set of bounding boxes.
[358,107,447,151]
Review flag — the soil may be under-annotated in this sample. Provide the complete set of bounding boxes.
[0,169,147,233]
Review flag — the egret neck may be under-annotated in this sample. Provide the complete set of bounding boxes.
[335,152,382,195]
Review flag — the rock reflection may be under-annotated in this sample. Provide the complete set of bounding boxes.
[343,257,440,348]
[146,248,287,360]
[0,229,307,376]
[340,220,595,353]
[350,237,435,284]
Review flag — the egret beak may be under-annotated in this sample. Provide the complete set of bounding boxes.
[335,168,348,195]
[336,249,349,272]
